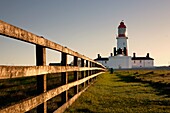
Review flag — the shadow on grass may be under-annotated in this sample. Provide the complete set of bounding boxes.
[77,108,92,113]
[115,74,141,83]
[116,73,170,98]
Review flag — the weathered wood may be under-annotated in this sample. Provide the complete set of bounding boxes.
[0,72,104,113]
[86,60,89,84]
[81,59,85,87]
[73,56,78,94]
[61,52,68,104]
[89,62,92,83]
[0,19,106,113]
[0,66,105,79]
[36,45,46,94]
[36,45,46,66]
[0,20,105,68]
[36,45,47,113]
[53,81,92,113]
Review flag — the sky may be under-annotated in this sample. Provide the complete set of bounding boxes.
[0,0,170,66]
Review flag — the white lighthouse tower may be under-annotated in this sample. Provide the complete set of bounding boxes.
[114,21,128,56]
[107,21,132,69]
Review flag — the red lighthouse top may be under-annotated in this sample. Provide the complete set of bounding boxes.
[118,21,126,28]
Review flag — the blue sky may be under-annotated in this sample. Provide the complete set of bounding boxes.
[0,0,170,66]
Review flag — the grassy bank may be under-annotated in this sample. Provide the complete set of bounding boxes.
[65,71,170,113]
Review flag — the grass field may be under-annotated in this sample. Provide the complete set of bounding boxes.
[65,70,170,113]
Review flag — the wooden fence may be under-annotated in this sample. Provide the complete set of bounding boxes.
[0,20,106,113]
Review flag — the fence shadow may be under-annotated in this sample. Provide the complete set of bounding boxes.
[116,73,170,98]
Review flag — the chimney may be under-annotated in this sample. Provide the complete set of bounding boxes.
[126,49,128,56]
[117,48,123,55]
[146,53,149,58]
[98,54,101,58]
[133,53,136,58]
[114,47,117,56]
[123,47,128,56]
[110,53,113,57]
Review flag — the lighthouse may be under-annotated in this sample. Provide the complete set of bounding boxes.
[114,21,128,56]
[94,21,154,69]
[109,20,132,69]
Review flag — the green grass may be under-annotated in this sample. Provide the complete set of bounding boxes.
[65,71,170,113]
[1,70,170,112]
[116,70,170,84]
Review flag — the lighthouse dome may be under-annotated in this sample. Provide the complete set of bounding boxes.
[118,21,126,28]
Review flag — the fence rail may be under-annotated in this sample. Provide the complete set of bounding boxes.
[0,20,106,113]
[0,66,105,79]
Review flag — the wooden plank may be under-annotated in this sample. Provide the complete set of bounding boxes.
[0,72,104,113]
[53,81,92,113]
[0,66,105,79]
[81,59,85,87]
[61,52,68,104]
[0,20,105,68]
[73,56,78,94]
[36,45,47,113]
[86,60,89,84]
[89,62,92,83]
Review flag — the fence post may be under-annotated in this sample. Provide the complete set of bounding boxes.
[74,56,78,94]
[81,58,85,87]
[86,60,89,84]
[61,52,68,104]
[89,62,92,83]
[94,63,97,80]
[36,45,47,113]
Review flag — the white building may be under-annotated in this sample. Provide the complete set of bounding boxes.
[95,54,109,67]
[95,21,154,69]
[132,53,154,68]
[107,55,132,69]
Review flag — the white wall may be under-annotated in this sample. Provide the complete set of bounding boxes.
[107,56,132,69]
[132,60,154,68]
[96,60,108,68]
[117,37,128,49]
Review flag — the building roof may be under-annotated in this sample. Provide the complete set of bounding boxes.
[94,57,109,61]
[132,57,154,60]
